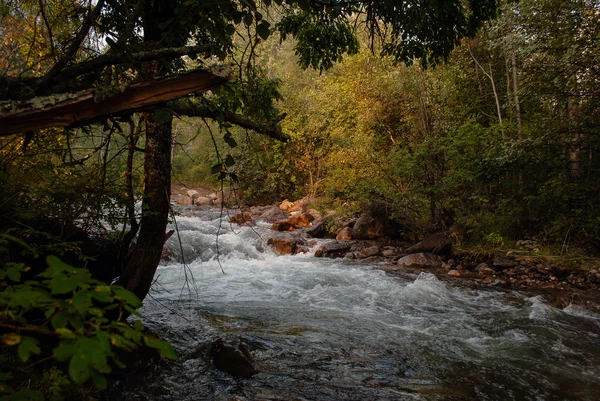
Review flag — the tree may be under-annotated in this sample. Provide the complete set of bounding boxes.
[0,0,499,301]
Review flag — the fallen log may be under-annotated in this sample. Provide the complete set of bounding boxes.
[0,68,231,136]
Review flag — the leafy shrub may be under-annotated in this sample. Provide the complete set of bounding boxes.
[0,256,176,400]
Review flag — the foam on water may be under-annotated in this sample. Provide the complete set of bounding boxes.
[130,210,600,401]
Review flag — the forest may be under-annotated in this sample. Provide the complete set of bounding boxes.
[1,0,599,400]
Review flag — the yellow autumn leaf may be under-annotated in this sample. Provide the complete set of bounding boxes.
[2,333,22,346]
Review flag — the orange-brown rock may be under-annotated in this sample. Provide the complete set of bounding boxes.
[336,227,353,240]
[230,212,252,225]
[267,238,298,255]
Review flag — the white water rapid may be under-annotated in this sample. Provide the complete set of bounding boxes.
[123,208,600,401]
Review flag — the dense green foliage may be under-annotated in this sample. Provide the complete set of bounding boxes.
[230,0,600,248]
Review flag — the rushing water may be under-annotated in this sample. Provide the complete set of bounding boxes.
[125,208,600,401]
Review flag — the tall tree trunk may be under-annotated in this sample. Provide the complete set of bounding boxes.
[567,97,581,182]
[117,111,172,300]
[511,50,522,137]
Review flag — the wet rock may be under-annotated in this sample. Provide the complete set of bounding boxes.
[314,241,355,258]
[288,197,311,212]
[288,213,314,228]
[493,257,518,269]
[360,246,381,259]
[476,263,494,278]
[209,338,256,378]
[344,252,356,260]
[353,209,399,240]
[209,193,218,200]
[187,189,200,198]
[395,253,443,269]
[267,238,298,255]
[447,269,461,277]
[306,219,330,238]
[230,212,253,225]
[279,200,293,211]
[194,196,213,206]
[336,227,353,240]
[381,248,397,258]
[404,224,465,256]
[176,195,193,205]
[272,221,293,231]
[260,206,287,223]
[360,256,381,263]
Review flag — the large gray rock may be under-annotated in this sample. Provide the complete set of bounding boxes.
[360,246,381,259]
[314,241,355,258]
[395,253,443,269]
[260,206,287,223]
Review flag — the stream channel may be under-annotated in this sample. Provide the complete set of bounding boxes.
[122,208,600,401]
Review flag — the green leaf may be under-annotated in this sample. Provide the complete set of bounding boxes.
[17,337,40,362]
[211,163,222,174]
[51,312,68,329]
[49,274,80,295]
[224,154,235,167]
[55,328,76,340]
[53,343,76,362]
[68,352,90,384]
[73,292,92,313]
[144,335,177,360]
[111,286,142,308]
[152,109,172,123]
[224,131,237,148]
[92,373,107,390]
[6,266,21,282]
[257,20,271,40]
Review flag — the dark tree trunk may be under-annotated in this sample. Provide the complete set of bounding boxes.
[117,111,172,301]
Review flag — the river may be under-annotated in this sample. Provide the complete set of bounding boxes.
[122,208,600,401]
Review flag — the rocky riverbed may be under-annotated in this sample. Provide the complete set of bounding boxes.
[170,187,600,312]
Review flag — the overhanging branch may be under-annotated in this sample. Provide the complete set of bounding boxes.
[169,100,290,142]
[0,68,232,136]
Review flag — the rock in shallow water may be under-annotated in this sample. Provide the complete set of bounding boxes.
[209,338,257,378]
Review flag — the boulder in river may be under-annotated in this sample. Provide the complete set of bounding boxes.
[360,245,381,259]
[306,218,335,238]
[336,227,353,240]
[395,253,442,269]
[230,212,253,225]
[267,237,298,255]
[315,241,355,258]
[209,338,256,378]
[260,205,288,223]
[176,195,193,205]
[194,196,213,206]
